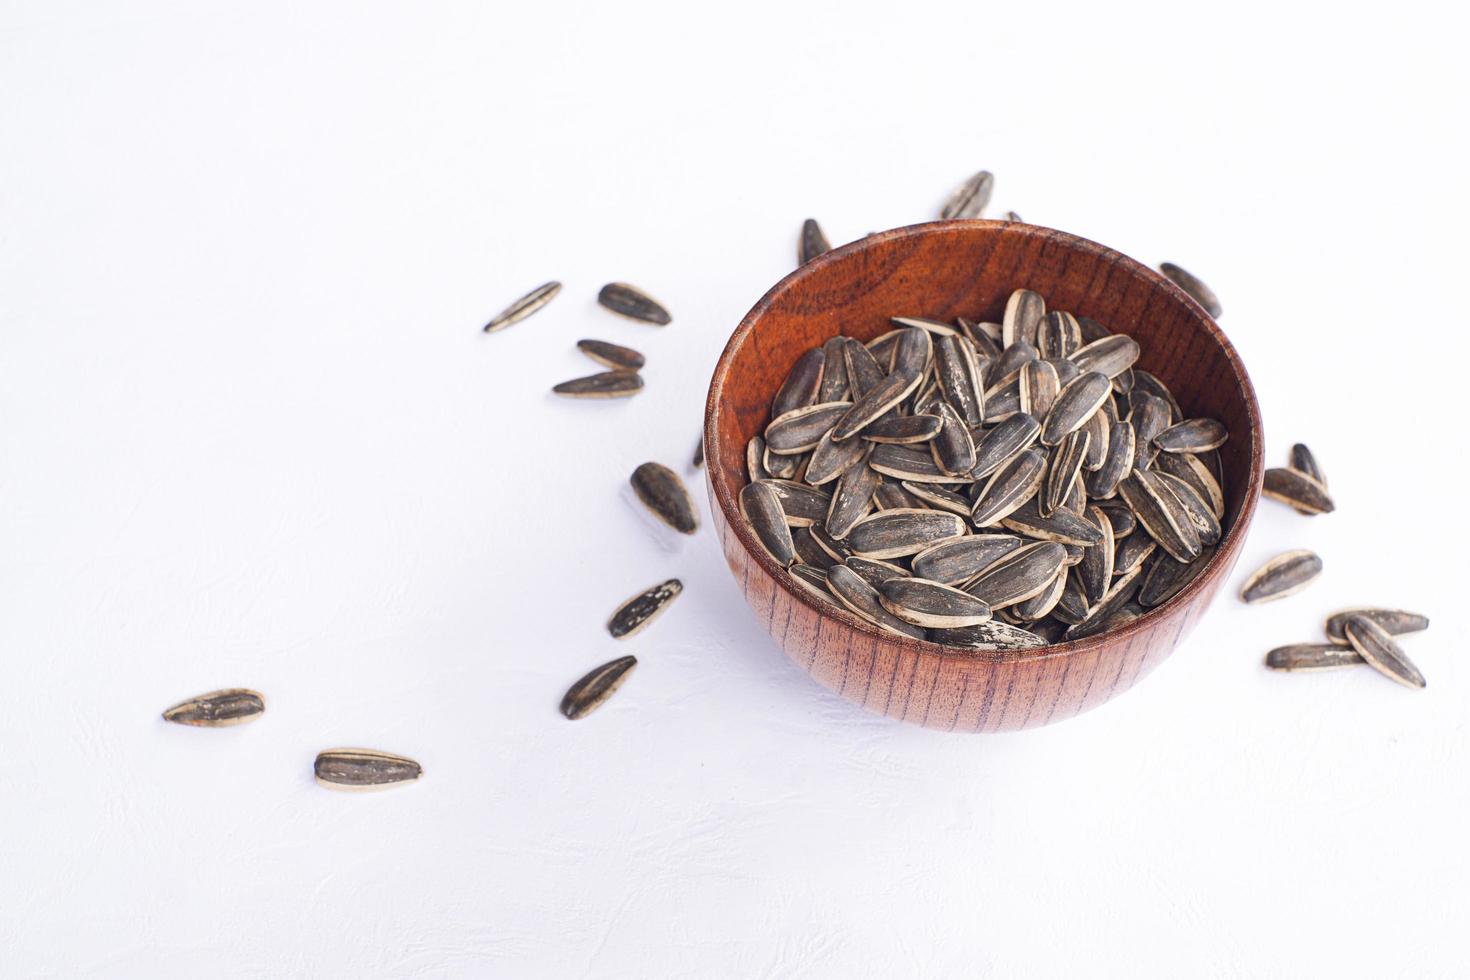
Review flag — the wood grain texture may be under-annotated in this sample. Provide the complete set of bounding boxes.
[704,221,1264,731]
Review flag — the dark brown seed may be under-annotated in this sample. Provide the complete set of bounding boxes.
[740,481,795,566]
[576,339,645,371]
[607,579,683,638]
[911,379,941,417]
[970,413,1042,479]
[931,402,977,475]
[833,367,924,442]
[1019,359,1061,419]
[1002,289,1045,348]
[965,541,1068,609]
[844,556,911,588]
[900,481,973,516]
[842,338,887,399]
[1118,470,1201,562]
[1324,609,1429,646]
[1112,368,1135,395]
[1154,471,1221,546]
[1078,506,1115,605]
[1263,467,1335,515]
[1113,533,1157,578]
[1159,262,1222,317]
[808,524,851,563]
[874,478,922,510]
[971,447,1047,527]
[597,282,671,325]
[911,535,1023,585]
[799,218,831,265]
[746,436,770,481]
[764,445,802,480]
[792,527,836,570]
[862,414,943,444]
[483,281,562,333]
[826,565,926,639]
[827,461,882,538]
[1132,370,1182,422]
[869,443,972,484]
[819,337,850,402]
[692,435,704,470]
[879,578,993,628]
[1053,572,1090,625]
[772,348,826,418]
[940,169,994,220]
[1343,615,1426,689]
[1154,418,1228,453]
[957,318,1003,359]
[1077,316,1111,344]
[1040,372,1111,446]
[864,330,902,368]
[1290,443,1326,486]
[1240,550,1321,603]
[988,339,1038,390]
[1003,210,1022,223]
[765,402,851,454]
[553,371,644,398]
[998,496,1103,547]
[927,619,1045,651]
[804,428,870,486]
[1152,451,1224,520]
[1081,408,1110,472]
[314,749,422,789]
[1036,311,1082,360]
[761,479,832,526]
[631,462,698,534]
[162,689,264,727]
[1265,643,1365,672]
[848,508,967,559]
[1070,334,1140,379]
[1138,546,1213,608]
[1011,568,1066,621]
[934,335,986,426]
[1065,564,1145,639]
[1088,421,1135,502]
[1129,394,1171,471]
[980,377,1021,423]
[560,656,638,720]
[789,563,836,603]
[1042,429,1090,517]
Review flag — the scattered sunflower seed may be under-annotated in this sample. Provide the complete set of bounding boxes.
[1239,550,1322,604]
[553,371,644,398]
[598,282,671,325]
[483,281,562,333]
[314,749,422,790]
[740,481,796,567]
[561,656,638,719]
[631,462,698,534]
[1343,615,1425,689]
[1263,467,1335,515]
[799,218,831,265]
[162,689,264,727]
[1159,262,1222,317]
[1264,643,1365,672]
[576,339,645,371]
[607,579,683,639]
[940,169,995,220]
[1154,418,1228,454]
[1324,608,1429,645]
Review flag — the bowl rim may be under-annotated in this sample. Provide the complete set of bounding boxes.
[705,219,1264,665]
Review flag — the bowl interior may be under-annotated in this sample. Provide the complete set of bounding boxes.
[707,220,1262,653]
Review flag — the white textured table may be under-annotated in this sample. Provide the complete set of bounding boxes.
[2,2,1465,976]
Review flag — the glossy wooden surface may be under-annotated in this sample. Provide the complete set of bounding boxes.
[704,221,1264,731]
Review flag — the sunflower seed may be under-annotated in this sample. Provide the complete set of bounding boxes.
[808,524,851,563]
[692,435,704,470]
[1129,393,1171,470]
[1042,429,1090,517]
[931,402,977,475]
[970,413,1042,479]
[560,656,639,719]
[1011,567,1064,620]
[1095,498,1137,538]
[862,414,943,444]
[965,541,1068,609]
[483,281,562,333]
[1019,359,1061,419]
[1290,443,1326,485]
[934,335,986,426]
[1264,643,1365,672]
[900,480,973,516]
[746,436,771,481]
[844,555,911,588]
[804,429,870,485]
[598,282,671,325]
[911,379,941,417]
[865,330,902,366]
[819,337,850,402]
[789,563,837,602]
[1070,334,1140,378]
[848,508,968,559]
[1066,563,1145,639]
[1153,471,1221,546]
[1077,506,1115,605]
[1053,572,1090,625]
[1152,450,1224,520]
[911,535,1022,585]
[553,371,644,398]
[1003,210,1022,222]
[827,461,882,538]
[762,479,832,526]
[957,318,1003,359]
[740,481,796,566]
[840,338,887,399]
[162,689,264,727]
[971,447,1047,527]
[576,339,645,371]
[879,577,993,628]
[1343,615,1425,689]
[792,527,836,569]
[928,619,1046,651]
[1154,418,1228,453]
[833,365,924,441]
[765,402,851,454]
[1002,290,1045,348]
[1137,546,1213,608]
[1263,467,1335,515]
[826,565,926,639]
[940,169,994,220]
[799,218,831,265]
[1081,405,1110,472]
[772,348,826,417]
[765,445,802,480]
[869,443,972,484]
[632,462,698,534]
[1323,609,1430,645]
[874,478,922,510]
[999,496,1103,547]
[1113,533,1157,578]
[1037,311,1082,360]
[607,579,683,638]
[1159,262,1221,317]
[981,377,1021,422]
[1040,372,1111,446]
[1240,550,1322,604]
[891,316,960,338]
[314,749,422,789]
[1118,470,1201,562]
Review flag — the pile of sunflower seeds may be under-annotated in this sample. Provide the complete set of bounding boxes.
[738,289,1229,650]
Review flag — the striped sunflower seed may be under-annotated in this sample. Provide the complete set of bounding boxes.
[869,443,972,484]
[998,497,1103,547]
[900,480,973,516]
[1129,394,1171,470]
[632,462,697,534]
[1239,550,1321,604]
[1096,498,1137,538]
[792,527,836,569]
[1118,470,1201,563]
[874,478,922,510]
[970,447,1047,527]
[598,282,671,325]
[1082,408,1110,472]
[819,337,850,402]
[931,402,977,476]
[940,169,994,220]
[1138,546,1213,608]
[1290,442,1326,485]
[928,619,1046,651]
[1065,563,1144,639]
[1002,290,1045,349]
[1019,359,1061,419]
[934,334,986,426]
[740,481,796,567]
[1132,370,1182,422]
[965,541,1068,609]
[1152,450,1224,520]
[848,508,968,559]
[826,565,926,639]
[1077,505,1115,605]
[1012,567,1066,621]
[1070,334,1140,379]
[1343,615,1425,689]
[1112,532,1157,578]
[1324,609,1429,645]
[805,429,870,486]
[607,579,683,639]
[1263,467,1335,515]
[789,564,837,603]
[1265,643,1365,672]
[879,577,993,628]
[764,444,802,480]
[773,348,826,417]
[766,401,851,454]
[746,435,771,481]
[762,479,832,526]
[483,281,561,333]
[826,461,881,538]
[799,218,831,265]
[970,413,1042,479]
[1159,262,1222,317]
[832,332,930,440]
[1085,420,1134,500]
[314,749,422,789]
[553,371,643,398]
[1040,372,1111,446]
[1042,428,1090,517]
[1154,418,1228,454]
[1154,471,1222,546]
[911,535,1023,585]
[162,689,264,727]
[577,339,645,371]
[808,524,851,563]
[844,556,911,588]
[862,414,943,444]
[1036,311,1082,360]
[891,316,960,337]
[561,656,638,719]
[692,435,704,470]
[842,337,887,399]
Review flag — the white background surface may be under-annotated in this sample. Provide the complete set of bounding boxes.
[2,2,1467,977]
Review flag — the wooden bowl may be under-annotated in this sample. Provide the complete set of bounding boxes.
[703,220,1264,731]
